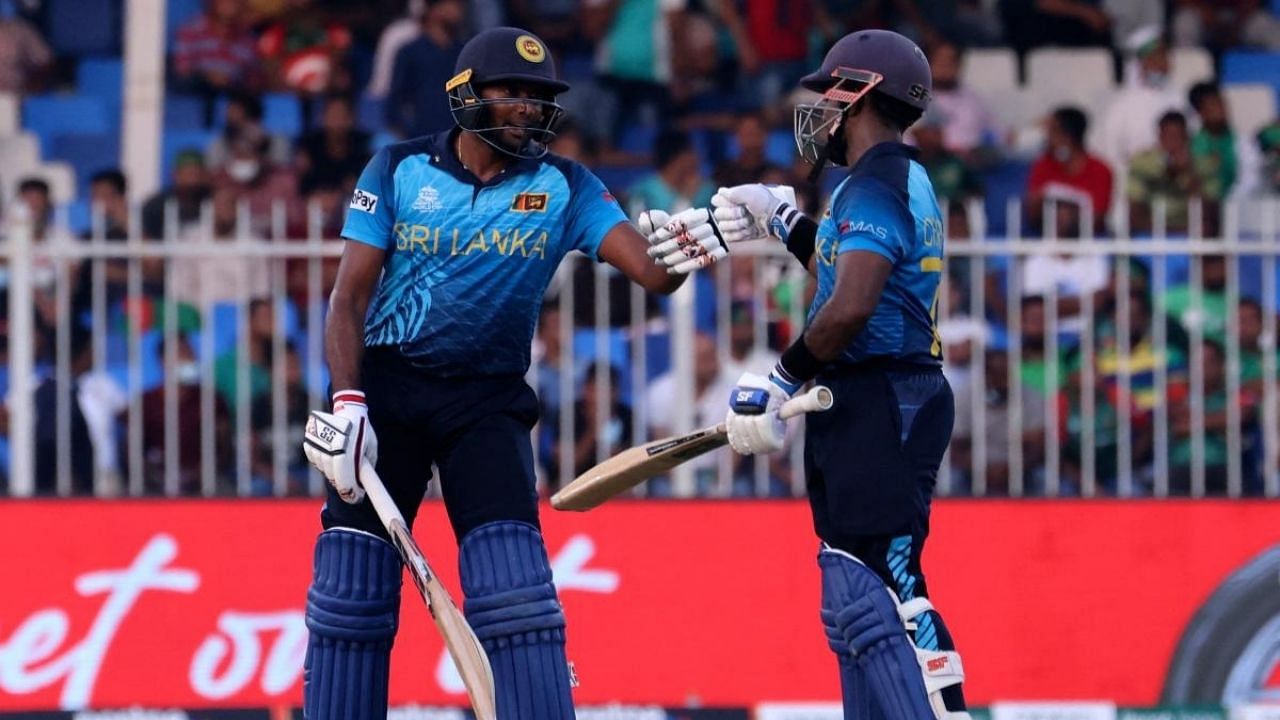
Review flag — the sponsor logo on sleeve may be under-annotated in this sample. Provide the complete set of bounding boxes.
[350,189,379,214]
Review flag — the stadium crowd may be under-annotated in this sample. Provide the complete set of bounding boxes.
[0,0,1279,497]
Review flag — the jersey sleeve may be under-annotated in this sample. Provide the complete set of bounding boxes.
[341,148,396,249]
[562,161,628,260]
[831,179,910,263]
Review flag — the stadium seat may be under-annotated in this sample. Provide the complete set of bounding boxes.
[41,162,78,205]
[961,47,1018,94]
[1222,51,1280,100]
[45,132,121,198]
[47,0,121,57]
[0,132,41,172]
[1170,47,1214,94]
[21,95,111,153]
[165,94,207,130]
[0,92,18,136]
[1026,48,1115,110]
[1222,84,1276,142]
[166,0,204,45]
[76,58,123,108]
[981,160,1033,237]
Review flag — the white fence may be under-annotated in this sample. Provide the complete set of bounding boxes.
[1,199,1277,498]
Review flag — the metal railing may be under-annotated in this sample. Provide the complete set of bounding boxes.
[1,198,1277,498]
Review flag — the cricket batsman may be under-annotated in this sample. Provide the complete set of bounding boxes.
[647,29,970,720]
[300,27,722,718]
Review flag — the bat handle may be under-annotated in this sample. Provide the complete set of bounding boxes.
[778,385,834,421]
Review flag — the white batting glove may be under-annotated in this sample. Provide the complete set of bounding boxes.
[639,206,729,274]
[711,184,802,244]
[725,371,794,455]
[302,390,378,504]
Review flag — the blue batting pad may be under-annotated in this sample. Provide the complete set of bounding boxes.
[304,528,402,720]
[823,596,886,720]
[821,548,934,720]
[460,521,574,720]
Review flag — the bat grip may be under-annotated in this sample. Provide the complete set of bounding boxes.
[778,385,834,421]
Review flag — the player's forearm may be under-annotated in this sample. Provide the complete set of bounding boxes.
[325,292,369,393]
[804,305,871,361]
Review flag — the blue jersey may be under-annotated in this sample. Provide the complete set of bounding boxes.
[810,142,944,366]
[342,130,628,377]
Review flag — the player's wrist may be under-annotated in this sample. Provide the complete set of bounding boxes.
[775,335,825,392]
[332,390,368,414]
[767,202,802,242]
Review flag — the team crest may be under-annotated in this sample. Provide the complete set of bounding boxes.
[413,186,443,212]
[516,35,546,63]
[511,192,549,212]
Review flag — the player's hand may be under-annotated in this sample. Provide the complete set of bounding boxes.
[725,371,793,455]
[639,207,729,275]
[302,391,378,504]
[711,184,801,244]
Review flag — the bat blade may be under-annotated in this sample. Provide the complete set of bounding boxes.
[551,424,729,511]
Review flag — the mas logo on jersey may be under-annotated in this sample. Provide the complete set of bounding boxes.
[412,185,443,212]
[516,35,546,63]
[349,189,378,214]
[510,192,549,212]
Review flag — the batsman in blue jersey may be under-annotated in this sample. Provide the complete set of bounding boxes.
[300,27,721,719]
[648,29,970,720]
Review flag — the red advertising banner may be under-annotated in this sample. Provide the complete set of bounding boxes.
[0,500,1277,711]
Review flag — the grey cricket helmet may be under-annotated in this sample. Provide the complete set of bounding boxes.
[794,29,933,168]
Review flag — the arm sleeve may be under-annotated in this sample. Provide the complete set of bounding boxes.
[563,162,629,260]
[340,148,397,249]
[832,180,909,263]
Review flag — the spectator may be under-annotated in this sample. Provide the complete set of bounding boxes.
[1162,253,1229,345]
[1099,27,1184,170]
[711,0,811,114]
[1104,0,1165,48]
[0,0,51,94]
[12,178,68,361]
[1172,0,1280,52]
[16,176,59,241]
[1256,123,1280,195]
[1018,295,1068,397]
[1060,348,1155,495]
[1188,82,1260,200]
[250,343,310,495]
[1021,197,1110,334]
[171,0,260,123]
[1087,287,1184,413]
[33,328,96,495]
[1000,0,1111,54]
[714,112,776,188]
[141,149,212,240]
[73,170,133,319]
[169,186,271,311]
[211,130,303,234]
[938,279,989,404]
[1027,106,1113,232]
[567,362,633,480]
[1127,111,1218,234]
[925,39,1003,162]
[366,0,425,100]
[1238,298,1276,396]
[951,349,1048,495]
[626,129,714,216]
[214,297,275,413]
[913,108,984,207]
[583,0,687,148]
[295,94,370,194]
[141,335,232,494]
[645,331,737,491]
[669,12,741,133]
[207,92,292,169]
[385,0,466,139]
[258,0,353,98]
[1167,338,1258,494]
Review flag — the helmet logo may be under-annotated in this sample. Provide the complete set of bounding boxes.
[516,35,546,63]
[445,68,473,91]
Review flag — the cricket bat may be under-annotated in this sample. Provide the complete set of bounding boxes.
[552,385,834,511]
[360,462,498,720]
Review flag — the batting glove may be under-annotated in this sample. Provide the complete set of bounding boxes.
[640,206,729,275]
[725,371,796,455]
[302,390,378,504]
[711,184,802,244]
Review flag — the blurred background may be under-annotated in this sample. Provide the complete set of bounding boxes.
[0,0,1278,716]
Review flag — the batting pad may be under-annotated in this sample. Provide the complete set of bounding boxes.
[823,582,887,720]
[304,528,402,720]
[821,548,935,720]
[460,521,574,720]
